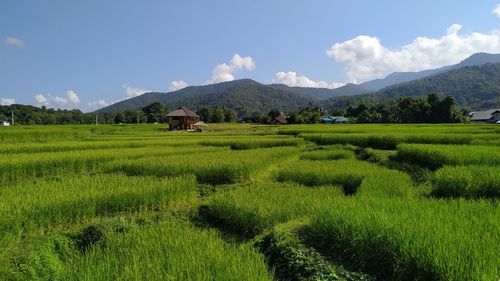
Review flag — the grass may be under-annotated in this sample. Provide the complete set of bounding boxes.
[299,146,355,161]
[0,174,197,248]
[0,146,226,183]
[1,123,499,281]
[106,147,299,185]
[396,144,500,169]
[5,216,273,281]
[275,159,416,197]
[256,219,373,281]
[431,165,500,199]
[67,219,273,281]
[204,181,500,281]
[309,197,500,281]
[200,137,303,150]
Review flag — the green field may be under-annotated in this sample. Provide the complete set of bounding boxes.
[0,123,498,281]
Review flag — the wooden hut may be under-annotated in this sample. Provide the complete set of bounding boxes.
[166,107,200,130]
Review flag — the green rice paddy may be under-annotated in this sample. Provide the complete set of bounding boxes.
[0,123,498,280]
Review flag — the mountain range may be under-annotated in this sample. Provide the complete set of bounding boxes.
[97,53,500,114]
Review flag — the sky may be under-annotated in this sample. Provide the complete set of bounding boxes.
[1,0,500,112]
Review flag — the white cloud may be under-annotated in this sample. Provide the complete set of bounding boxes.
[326,24,500,82]
[66,90,80,104]
[169,80,189,91]
[208,54,256,83]
[88,100,110,110]
[230,54,256,70]
[34,90,79,108]
[34,94,48,104]
[123,84,149,97]
[5,36,24,47]
[0,98,16,106]
[274,71,345,89]
[51,96,68,106]
[493,3,500,18]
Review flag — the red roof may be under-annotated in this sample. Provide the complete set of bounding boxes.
[167,107,200,117]
[274,116,288,124]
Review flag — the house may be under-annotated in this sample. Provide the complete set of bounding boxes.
[272,116,288,125]
[166,107,200,130]
[469,109,500,123]
[321,116,349,124]
[1,121,10,126]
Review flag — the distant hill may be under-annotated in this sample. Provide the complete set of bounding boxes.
[359,53,500,91]
[97,79,317,115]
[325,63,500,110]
[97,53,500,114]
[269,83,368,100]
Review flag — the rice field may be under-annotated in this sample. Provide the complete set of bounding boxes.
[0,123,498,281]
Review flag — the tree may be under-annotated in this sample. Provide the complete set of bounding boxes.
[114,112,125,124]
[211,105,225,123]
[197,106,212,122]
[224,108,237,123]
[268,108,282,118]
[142,102,167,123]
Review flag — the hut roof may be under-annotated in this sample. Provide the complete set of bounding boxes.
[193,121,208,127]
[167,107,200,117]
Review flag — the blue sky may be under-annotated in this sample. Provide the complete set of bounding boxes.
[2,0,500,111]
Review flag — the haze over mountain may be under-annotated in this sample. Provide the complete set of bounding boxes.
[325,62,500,110]
[359,53,500,91]
[95,53,500,114]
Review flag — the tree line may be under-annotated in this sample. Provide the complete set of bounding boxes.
[0,93,469,125]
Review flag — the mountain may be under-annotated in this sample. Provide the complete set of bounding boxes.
[359,53,500,91]
[97,79,317,115]
[269,83,368,100]
[96,78,372,115]
[325,62,500,110]
[97,53,500,114]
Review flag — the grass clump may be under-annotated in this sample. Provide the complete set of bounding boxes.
[396,144,500,169]
[300,147,355,161]
[67,219,273,281]
[275,159,415,197]
[107,147,298,185]
[0,174,197,249]
[203,182,345,236]
[431,165,500,199]
[257,219,373,281]
[200,137,304,150]
[309,197,500,281]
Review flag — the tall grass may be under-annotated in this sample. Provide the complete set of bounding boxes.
[275,159,415,197]
[396,144,500,169]
[0,146,225,183]
[67,219,273,281]
[301,133,477,149]
[204,180,500,281]
[299,146,355,161]
[107,147,299,185]
[0,174,197,246]
[203,182,345,236]
[309,197,500,281]
[200,137,303,150]
[431,165,500,198]
[4,217,272,281]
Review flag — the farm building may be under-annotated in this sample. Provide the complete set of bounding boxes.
[321,116,349,124]
[166,107,200,130]
[469,109,500,123]
[1,121,11,126]
[271,116,288,125]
